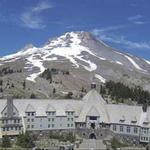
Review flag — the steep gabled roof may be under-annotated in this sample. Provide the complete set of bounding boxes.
[25,104,35,112]
[46,104,56,112]
[87,106,99,116]
[83,89,106,105]
[65,104,74,112]
[77,89,110,123]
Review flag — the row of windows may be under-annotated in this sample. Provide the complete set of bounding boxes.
[27,125,34,129]
[27,117,74,122]
[66,112,74,115]
[27,118,34,122]
[2,119,20,124]
[113,125,138,134]
[141,136,149,141]
[48,124,55,128]
[48,118,55,122]
[2,126,21,131]
[27,123,74,129]
[67,124,74,127]
[67,118,74,121]
[47,112,55,116]
[4,112,16,116]
[141,128,149,134]
[26,111,74,117]
[26,112,35,116]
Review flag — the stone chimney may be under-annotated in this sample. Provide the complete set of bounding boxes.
[7,96,13,118]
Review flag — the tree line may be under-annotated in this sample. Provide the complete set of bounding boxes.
[100,80,150,104]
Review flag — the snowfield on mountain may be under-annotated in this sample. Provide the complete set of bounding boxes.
[0,31,150,98]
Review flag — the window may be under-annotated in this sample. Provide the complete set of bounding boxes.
[15,127,18,130]
[31,125,34,128]
[27,112,30,116]
[134,127,138,134]
[31,112,34,116]
[71,118,73,121]
[71,124,73,127]
[113,125,116,131]
[48,118,51,121]
[3,128,5,131]
[52,124,54,128]
[127,126,130,133]
[89,116,97,120]
[11,127,13,130]
[31,118,34,122]
[68,118,70,121]
[143,128,148,134]
[48,124,50,128]
[27,125,30,129]
[120,125,123,132]
[68,124,70,127]
[52,118,54,122]
[27,118,30,122]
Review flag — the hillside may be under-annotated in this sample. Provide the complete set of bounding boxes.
[0,31,150,99]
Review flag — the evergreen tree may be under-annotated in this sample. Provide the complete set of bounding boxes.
[30,93,36,99]
[53,88,56,94]
[16,132,35,148]
[23,80,26,90]
[1,136,11,148]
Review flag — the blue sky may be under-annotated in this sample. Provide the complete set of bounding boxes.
[0,0,150,60]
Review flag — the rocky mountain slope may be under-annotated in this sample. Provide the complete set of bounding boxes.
[0,31,150,98]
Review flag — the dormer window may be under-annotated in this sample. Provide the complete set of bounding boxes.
[65,104,74,116]
[25,104,36,117]
[46,104,56,116]
[131,116,137,124]
[131,120,137,124]
[143,117,149,125]
[119,116,125,122]
[143,121,149,125]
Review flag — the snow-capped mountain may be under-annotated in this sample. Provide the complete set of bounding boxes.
[0,31,150,98]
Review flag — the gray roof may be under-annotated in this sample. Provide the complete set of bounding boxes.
[0,89,149,128]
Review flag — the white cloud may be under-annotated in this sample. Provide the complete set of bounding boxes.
[127,15,145,25]
[92,28,150,50]
[20,1,53,29]
[128,15,142,21]
[93,25,127,34]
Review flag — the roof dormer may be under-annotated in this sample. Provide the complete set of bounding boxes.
[131,116,137,124]
[119,115,125,122]
[25,104,35,112]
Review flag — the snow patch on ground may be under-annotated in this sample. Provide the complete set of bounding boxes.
[43,32,98,71]
[125,55,146,72]
[116,61,123,65]
[145,60,150,65]
[95,74,106,83]
[26,55,45,82]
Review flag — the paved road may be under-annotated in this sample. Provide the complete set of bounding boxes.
[77,139,107,150]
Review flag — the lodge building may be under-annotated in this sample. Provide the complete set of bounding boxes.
[0,83,150,143]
